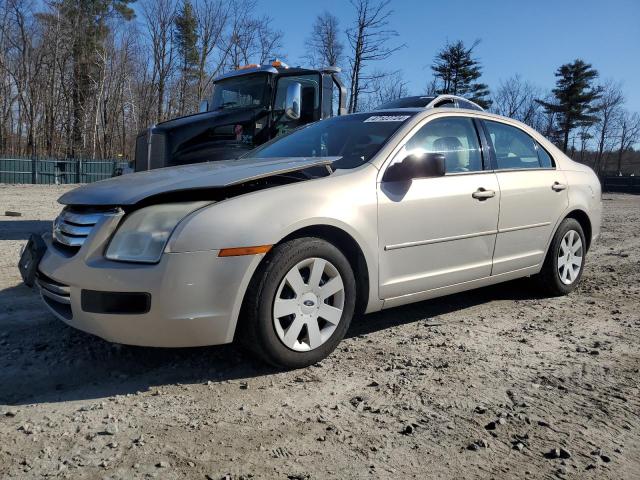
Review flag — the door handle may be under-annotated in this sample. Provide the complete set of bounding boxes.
[552,182,567,192]
[472,188,496,200]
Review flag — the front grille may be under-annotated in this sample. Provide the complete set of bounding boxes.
[52,207,118,252]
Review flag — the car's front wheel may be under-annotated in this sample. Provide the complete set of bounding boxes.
[240,237,356,368]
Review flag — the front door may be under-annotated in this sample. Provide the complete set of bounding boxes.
[377,116,500,299]
[480,120,569,275]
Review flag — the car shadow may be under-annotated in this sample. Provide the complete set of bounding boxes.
[0,220,51,240]
[0,278,544,406]
[345,277,543,338]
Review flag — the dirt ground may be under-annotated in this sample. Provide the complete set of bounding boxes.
[0,184,639,480]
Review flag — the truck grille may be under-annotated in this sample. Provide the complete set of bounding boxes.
[52,207,118,251]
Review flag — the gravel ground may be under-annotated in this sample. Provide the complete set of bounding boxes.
[0,184,639,480]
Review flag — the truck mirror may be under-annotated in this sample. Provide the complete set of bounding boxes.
[199,100,208,113]
[284,82,301,120]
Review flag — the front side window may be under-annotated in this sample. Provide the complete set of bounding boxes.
[484,120,542,170]
[248,112,414,170]
[400,117,483,173]
[210,74,269,111]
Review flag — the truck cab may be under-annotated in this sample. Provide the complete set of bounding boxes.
[134,62,347,171]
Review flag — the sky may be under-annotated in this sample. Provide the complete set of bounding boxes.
[250,0,640,113]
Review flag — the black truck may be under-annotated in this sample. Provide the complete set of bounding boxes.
[134,62,347,171]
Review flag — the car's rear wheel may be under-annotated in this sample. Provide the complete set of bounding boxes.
[537,218,586,296]
[240,237,356,369]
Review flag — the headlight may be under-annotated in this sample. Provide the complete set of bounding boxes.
[105,202,209,263]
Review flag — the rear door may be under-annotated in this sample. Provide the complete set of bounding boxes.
[481,120,569,275]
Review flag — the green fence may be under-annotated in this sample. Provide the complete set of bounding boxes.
[0,157,130,184]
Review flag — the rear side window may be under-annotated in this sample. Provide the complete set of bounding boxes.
[536,143,555,168]
[484,120,541,170]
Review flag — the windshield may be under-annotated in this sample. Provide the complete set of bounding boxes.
[210,74,269,111]
[248,112,415,169]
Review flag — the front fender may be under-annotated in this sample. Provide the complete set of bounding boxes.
[167,165,381,310]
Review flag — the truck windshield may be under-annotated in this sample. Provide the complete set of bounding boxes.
[247,112,415,169]
[210,74,269,111]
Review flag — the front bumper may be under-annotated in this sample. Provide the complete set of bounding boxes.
[37,235,259,347]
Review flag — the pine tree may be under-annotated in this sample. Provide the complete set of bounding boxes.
[175,0,199,114]
[537,59,602,153]
[54,0,135,157]
[431,40,491,109]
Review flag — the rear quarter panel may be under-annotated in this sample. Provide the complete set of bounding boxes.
[565,168,602,244]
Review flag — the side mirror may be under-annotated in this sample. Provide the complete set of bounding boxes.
[383,152,446,182]
[284,82,301,120]
[199,100,208,113]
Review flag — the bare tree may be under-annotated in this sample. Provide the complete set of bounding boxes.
[492,75,542,126]
[142,0,177,123]
[255,17,283,64]
[194,0,229,99]
[222,0,283,71]
[304,11,343,68]
[576,123,592,163]
[346,0,402,113]
[615,111,640,174]
[2,0,48,156]
[2,0,638,170]
[424,77,438,96]
[592,80,624,175]
[358,70,407,110]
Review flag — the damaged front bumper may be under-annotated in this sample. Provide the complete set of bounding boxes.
[31,232,259,348]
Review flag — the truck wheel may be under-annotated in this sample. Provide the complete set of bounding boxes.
[240,237,356,369]
[536,218,586,296]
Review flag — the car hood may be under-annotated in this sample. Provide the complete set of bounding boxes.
[59,157,337,206]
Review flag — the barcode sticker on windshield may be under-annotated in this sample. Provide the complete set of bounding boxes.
[364,115,411,123]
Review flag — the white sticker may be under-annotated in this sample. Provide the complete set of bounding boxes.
[364,115,411,123]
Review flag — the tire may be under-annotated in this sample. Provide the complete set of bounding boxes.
[239,237,356,369]
[537,218,587,296]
